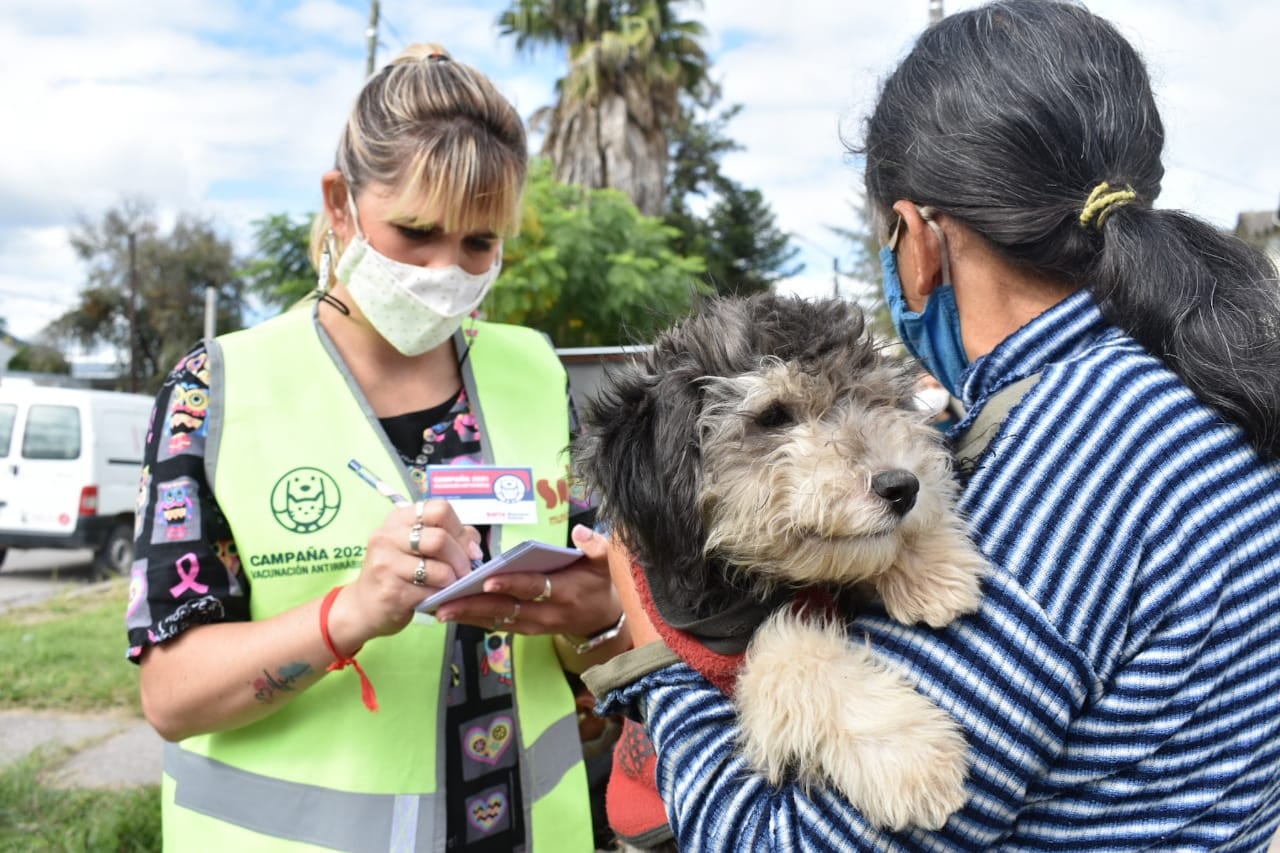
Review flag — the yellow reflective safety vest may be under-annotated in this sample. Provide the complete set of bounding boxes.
[160,305,593,852]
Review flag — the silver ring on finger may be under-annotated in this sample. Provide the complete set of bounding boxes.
[408,521,424,555]
[532,576,552,603]
[413,558,427,587]
[501,599,521,626]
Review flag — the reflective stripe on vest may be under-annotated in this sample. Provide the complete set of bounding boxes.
[165,711,583,852]
[162,306,593,851]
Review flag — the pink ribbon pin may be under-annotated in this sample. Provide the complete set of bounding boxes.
[169,553,209,597]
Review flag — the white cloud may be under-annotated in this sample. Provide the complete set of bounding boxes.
[0,0,1276,344]
[287,0,368,40]
[0,227,89,340]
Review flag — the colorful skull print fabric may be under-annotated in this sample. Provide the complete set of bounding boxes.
[126,340,594,852]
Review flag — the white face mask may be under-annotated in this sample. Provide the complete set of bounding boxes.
[333,196,501,356]
[913,384,953,418]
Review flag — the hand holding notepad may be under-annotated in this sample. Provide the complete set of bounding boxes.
[415,541,583,613]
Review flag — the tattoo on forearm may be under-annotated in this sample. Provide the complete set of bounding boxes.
[252,662,313,704]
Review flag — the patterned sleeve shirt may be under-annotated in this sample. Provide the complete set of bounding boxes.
[598,290,1280,851]
[128,340,597,852]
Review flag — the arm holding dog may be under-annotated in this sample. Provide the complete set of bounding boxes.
[574,294,982,831]
[578,0,1280,844]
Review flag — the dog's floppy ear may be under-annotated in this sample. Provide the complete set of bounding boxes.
[578,297,800,635]
[573,355,707,569]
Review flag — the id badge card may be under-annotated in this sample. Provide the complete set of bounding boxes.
[426,465,537,525]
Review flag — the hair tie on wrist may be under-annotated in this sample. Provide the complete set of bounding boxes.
[320,585,379,712]
[1080,181,1138,230]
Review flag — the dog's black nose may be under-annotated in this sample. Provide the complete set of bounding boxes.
[872,470,919,516]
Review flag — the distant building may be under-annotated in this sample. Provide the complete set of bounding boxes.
[1235,205,1280,268]
[0,332,111,389]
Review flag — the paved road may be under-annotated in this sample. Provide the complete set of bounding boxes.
[0,547,100,612]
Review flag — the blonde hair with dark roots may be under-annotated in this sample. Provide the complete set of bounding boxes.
[309,43,528,276]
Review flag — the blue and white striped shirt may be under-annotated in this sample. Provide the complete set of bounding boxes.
[599,291,1280,851]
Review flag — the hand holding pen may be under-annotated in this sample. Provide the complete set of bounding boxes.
[308,460,485,705]
[348,459,485,572]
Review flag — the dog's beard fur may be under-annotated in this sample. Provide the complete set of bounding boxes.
[700,360,960,588]
[575,293,987,830]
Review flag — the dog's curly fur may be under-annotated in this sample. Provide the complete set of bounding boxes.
[573,293,988,830]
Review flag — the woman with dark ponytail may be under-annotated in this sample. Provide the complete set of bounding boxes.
[587,1,1280,849]
[861,1,1280,459]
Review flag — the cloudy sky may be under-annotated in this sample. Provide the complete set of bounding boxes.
[1,0,1276,345]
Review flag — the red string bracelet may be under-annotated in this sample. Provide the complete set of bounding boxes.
[319,585,379,712]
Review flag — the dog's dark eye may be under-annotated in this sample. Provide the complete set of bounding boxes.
[755,403,794,430]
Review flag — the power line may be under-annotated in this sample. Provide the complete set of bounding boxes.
[787,231,844,262]
[0,288,73,306]
[381,12,406,54]
[1167,159,1274,199]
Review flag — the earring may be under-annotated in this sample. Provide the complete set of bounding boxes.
[317,229,336,290]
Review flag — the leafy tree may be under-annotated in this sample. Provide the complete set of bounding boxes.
[829,193,894,341]
[696,183,802,296]
[238,163,707,346]
[485,158,708,345]
[499,0,710,216]
[241,212,317,310]
[46,197,244,393]
[664,83,800,296]
[8,343,70,375]
[665,81,739,206]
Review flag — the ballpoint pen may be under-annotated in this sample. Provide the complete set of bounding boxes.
[348,458,484,569]
[347,459,412,507]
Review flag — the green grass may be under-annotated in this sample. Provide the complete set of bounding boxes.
[0,579,141,714]
[0,581,160,850]
[0,745,160,852]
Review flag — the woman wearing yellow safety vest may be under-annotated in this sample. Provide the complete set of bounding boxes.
[127,42,630,853]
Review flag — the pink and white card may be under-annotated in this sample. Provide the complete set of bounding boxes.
[426,465,538,525]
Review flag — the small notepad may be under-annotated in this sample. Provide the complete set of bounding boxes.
[416,541,583,613]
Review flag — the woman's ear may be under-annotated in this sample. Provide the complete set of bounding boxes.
[321,170,354,243]
[891,199,944,300]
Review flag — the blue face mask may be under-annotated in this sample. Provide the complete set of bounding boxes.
[879,211,970,397]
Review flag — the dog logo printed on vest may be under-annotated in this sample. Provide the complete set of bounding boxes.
[465,715,514,764]
[269,467,341,533]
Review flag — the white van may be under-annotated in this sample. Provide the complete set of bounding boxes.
[0,383,153,574]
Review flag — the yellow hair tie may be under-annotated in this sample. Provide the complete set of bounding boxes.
[1079,181,1138,229]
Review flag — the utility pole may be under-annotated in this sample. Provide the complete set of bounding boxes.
[365,0,380,77]
[127,231,138,393]
[929,0,945,24]
[203,285,216,341]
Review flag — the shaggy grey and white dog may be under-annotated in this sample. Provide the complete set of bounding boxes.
[574,293,987,830]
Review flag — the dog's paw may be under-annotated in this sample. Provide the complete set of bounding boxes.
[817,704,970,831]
[877,536,988,628]
[735,611,970,830]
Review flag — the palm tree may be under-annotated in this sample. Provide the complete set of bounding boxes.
[499,0,710,216]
